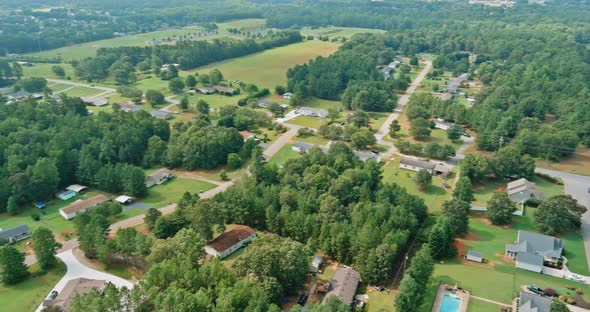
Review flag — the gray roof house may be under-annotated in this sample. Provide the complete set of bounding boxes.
[505,230,563,273]
[150,110,172,120]
[507,178,545,204]
[292,142,315,154]
[465,250,484,263]
[353,151,381,162]
[120,102,141,112]
[310,254,323,273]
[400,157,450,176]
[298,107,329,118]
[146,168,173,187]
[446,73,468,93]
[0,224,31,244]
[323,267,361,306]
[517,292,552,312]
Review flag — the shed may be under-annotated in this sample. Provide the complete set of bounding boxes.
[310,254,323,273]
[57,190,77,201]
[115,195,133,205]
[66,184,88,194]
[465,250,484,263]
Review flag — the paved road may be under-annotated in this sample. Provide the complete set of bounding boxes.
[263,127,299,158]
[536,168,590,273]
[47,79,116,93]
[25,239,79,266]
[34,249,134,312]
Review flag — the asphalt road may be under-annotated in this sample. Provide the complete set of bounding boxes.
[47,79,116,93]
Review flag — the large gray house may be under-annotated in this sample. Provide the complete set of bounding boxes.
[0,224,30,244]
[505,230,563,273]
[506,178,545,204]
[517,292,552,312]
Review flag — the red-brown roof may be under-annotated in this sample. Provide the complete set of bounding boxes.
[207,225,255,253]
[239,131,254,139]
[60,194,109,215]
[213,85,235,93]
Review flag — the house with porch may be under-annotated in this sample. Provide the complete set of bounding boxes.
[505,230,563,273]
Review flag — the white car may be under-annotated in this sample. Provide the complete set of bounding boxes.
[568,274,585,282]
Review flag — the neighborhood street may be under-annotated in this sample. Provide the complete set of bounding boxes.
[46,79,116,93]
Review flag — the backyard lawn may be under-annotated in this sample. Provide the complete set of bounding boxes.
[472,175,564,206]
[0,261,66,312]
[173,92,244,109]
[62,86,104,98]
[269,144,301,166]
[288,115,325,129]
[295,135,331,146]
[302,97,343,110]
[138,178,217,208]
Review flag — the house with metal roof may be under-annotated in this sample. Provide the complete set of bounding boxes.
[309,254,323,273]
[465,250,484,263]
[292,142,316,154]
[0,224,30,244]
[505,230,563,273]
[146,168,173,188]
[59,194,109,220]
[517,292,552,312]
[323,266,361,306]
[297,107,329,118]
[150,109,172,120]
[353,151,381,162]
[507,178,545,204]
[205,225,256,259]
[66,184,88,194]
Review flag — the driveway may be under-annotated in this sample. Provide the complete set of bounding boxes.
[35,249,134,312]
[46,79,116,93]
[535,168,590,273]
[124,202,150,212]
[263,127,299,158]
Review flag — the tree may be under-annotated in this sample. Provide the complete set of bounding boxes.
[31,158,60,200]
[0,246,29,285]
[551,300,570,312]
[350,128,376,150]
[146,89,165,106]
[275,85,286,95]
[196,100,209,115]
[534,195,587,235]
[410,56,419,67]
[51,65,65,77]
[442,199,470,236]
[168,78,185,93]
[179,96,189,110]
[415,169,432,190]
[410,117,431,139]
[389,119,401,137]
[394,276,419,312]
[209,69,223,85]
[147,227,205,265]
[32,227,61,270]
[453,177,474,202]
[6,196,18,215]
[144,207,162,230]
[185,75,197,88]
[429,217,455,260]
[227,153,242,169]
[220,170,228,181]
[487,191,516,225]
[447,124,463,141]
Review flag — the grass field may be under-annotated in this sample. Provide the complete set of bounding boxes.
[63,86,103,97]
[269,144,301,166]
[382,156,453,213]
[300,26,386,39]
[472,176,564,206]
[186,40,340,88]
[138,178,217,208]
[48,83,72,93]
[173,93,244,109]
[302,97,343,110]
[288,115,325,129]
[295,135,331,146]
[537,147,590,176]
[22,63,75,79]
[0,261,66,312]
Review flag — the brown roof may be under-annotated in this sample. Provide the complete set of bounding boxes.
[207,225,255,253]
[49,278,106,311]
[213,85,235,93]
[60,194,109,215]
[323,267,361,305]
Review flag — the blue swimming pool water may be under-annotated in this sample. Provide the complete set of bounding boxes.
[439,294,461,312]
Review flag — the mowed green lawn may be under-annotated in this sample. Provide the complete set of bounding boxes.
[268,144,301,167]
[302,97,343,110]
[138,178,217,208]
[63,86,104,97]
[0,261,66,312]
[173,93,244,109]
[472,176,564,206]
[382,156,453,213]
[187,40,340,88]
[300,26,386,39]
[22,63,75,79]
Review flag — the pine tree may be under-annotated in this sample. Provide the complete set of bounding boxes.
[0,246,29,285]
[32,227,61,270]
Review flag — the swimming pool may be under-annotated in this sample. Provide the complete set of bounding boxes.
[439,294,461,312]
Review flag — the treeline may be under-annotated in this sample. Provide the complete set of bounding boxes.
[74,31,302,82]
[286,34,405,111]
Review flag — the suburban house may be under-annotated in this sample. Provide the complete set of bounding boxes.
[433,118,453,131]
[146,168,173,188]
[516,292,552,312]
[66,184,88,194]
[399,157,450,176]
[115,195,133,205]
[323,266,361,306]
[292,142,316,154]
[283,92,293,99]
[198,87,216,94]
[239,130,256,141]
[465,250,484,263]
[434,93,453,101]
[467,97,476,106]
[204,225,256,259]
[446,73,468,93]
[309,254,323,273]
[257,100,270,108]
[298,107,329,118]
[506,178,545,204]
[379,66,392,80]
[59,194,110,220]
[0,224,31,244]
[150,109,172,120]
[120,102,141,112]
[353,151,381,162]
[43,278,107,311]
[505,230,563,273]
[213,85,237,95]
[160,63,180,71]
[81,97,109,107]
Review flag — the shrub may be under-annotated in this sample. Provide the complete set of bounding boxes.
[525,199,542,207]
[31,212,41,221]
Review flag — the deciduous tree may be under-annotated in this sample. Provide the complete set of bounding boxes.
[534,195,587,235]
[487,191,516,225]
[32,227,61,270]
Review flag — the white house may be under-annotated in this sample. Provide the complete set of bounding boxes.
[59,194,109,220]
[309,254,323,273]
[205,225,256,259]
[399,157,450,176]
[283,92,293,99]
[146,168,173,188]
[298,107,329,118]
[434,118,453,131]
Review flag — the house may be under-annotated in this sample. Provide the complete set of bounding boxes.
[434,93,453,101]
[120,102,141,112]
[213,85,236,95]
[204,225,256,259]
[160,63,180,71]
[310,254,323,273]
[146,168,173,187]
[446,73,468,93]
[43,278,107,312]
[434,118,453,130]
[0,224,31,244]
[465,250,484,263]
[115,195,133,205]
[283,92,293,99]
[505,230,563,273]
[59,194,110,220]
[150,109,172,120]
[387,59,401,69]
[239,130,256,141]
[380,66,392,80]
[507,178,545,204]
[81,97,109,107]
[298,107,329,118]
[353,151,381,162]
[400,157,435,172]
[323,267,361,306]
[198,87,216,94]
[433,163,451,176]
[516,292,552,312]
[66,184,88,194]
[257,100,270,108]
[292,142,315,154]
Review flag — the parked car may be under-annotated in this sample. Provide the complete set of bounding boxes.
[373,285,385,291]
[568,274,585,283]
[297,294,308,306]
[48,290,58,300]
[527,284,546,296]
[462,132,471,138]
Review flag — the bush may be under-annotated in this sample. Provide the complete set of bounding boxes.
[31,212,41,221]
[525,199,542,207]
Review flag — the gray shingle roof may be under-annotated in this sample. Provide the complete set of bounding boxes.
[400,157,435,170]
[323,267,361,305]
[0,224,30,240]
[518,292,552,312]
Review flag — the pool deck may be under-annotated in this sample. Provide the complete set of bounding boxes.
[431,284,470,312]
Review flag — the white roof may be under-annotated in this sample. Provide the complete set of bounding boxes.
[66,184,87,193]
[115,195,133,203]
